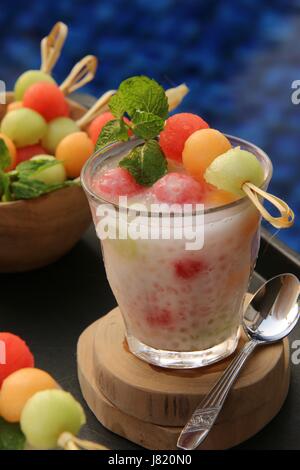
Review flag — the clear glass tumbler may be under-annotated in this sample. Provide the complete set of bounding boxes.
[82,136,272,368]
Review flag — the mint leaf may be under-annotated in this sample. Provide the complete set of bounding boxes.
[109,92,126,118]
[11,179,74,200]
[118,76,168,120]
[0,417,25,450]
[96,119,129,150]
[132,111,164,139]
[0,139,11,171]
[12,179,48,199]
[16,159,60,180]
[0,171,12,201]
[119,139,167,186]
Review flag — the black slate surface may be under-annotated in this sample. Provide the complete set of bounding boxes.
[1,225,300,450]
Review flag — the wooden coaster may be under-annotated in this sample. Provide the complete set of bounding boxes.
[77,308,290,450]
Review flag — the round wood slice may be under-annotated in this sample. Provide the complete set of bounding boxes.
[77,310,290,450]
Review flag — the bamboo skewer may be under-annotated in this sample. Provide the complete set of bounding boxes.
[58,432,109,451]
[76,90,116,128]
[166,83,189,111]
[40,22,68,74]
[243,182,294,229]
[76,83,189,129]
[60,55,98,96]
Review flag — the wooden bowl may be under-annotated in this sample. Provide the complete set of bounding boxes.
[0,92,92,272]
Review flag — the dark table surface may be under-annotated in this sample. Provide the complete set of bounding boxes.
[1,225,300,450]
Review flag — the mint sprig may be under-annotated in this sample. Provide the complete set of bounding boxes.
[96,75,169,187]
[119,139,167,186]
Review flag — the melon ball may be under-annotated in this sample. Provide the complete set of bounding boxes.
[0,368,58,422]
[159,113,209,162]
[0,333,34,388]
[182,128,232,181]
[23,82,69,122]
[56,131,94,178]
[152,173,206,204]
[92,167,142,197]
[42,117,79,153]
[0,108,47,147]
[20,389,85,450]
[204,147,265,196]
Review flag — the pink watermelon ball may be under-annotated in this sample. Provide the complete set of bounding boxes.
[92,168,142,197]
[0,332,34,388]
[23,82,69,122]
[88,112,131,145]
[159,113,209,162]
[152,173,205,204]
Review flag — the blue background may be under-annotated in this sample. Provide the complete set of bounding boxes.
[1,0,299,252]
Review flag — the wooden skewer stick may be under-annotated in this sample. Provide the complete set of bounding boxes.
[166,83,189,111]
[40,22,68,74]
[58,432,109,451]
[76,83,189,129]
[60,55,98,96]
[243,182,294,229]
[76,90,116,128]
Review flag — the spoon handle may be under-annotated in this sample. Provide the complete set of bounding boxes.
[177,339,258,450]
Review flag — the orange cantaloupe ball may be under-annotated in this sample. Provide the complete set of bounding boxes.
[0,368,59,423]
[56,131,94,178]
[182,129,232,181]
[7,101,23,113]
[0,132,17,171]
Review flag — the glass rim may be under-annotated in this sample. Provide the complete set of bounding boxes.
[81,134,273,217]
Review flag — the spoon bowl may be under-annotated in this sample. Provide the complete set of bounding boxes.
[244,273,299,343]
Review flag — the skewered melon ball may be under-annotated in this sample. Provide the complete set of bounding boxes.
[0,333,34,387]
[1,108,47,147]
[26,155,67,185]
[23,82,69,122]
[204,147,265,196]
[42,117,79,153]
[56,131,94,178]
[182,129,232,181]
[20,389,86,450]
[159,113,209,162]
[0,368,58,423]
[14,70,56,100]
[0,133,17,171]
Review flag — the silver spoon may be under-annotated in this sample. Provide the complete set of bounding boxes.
[177,273,299,450]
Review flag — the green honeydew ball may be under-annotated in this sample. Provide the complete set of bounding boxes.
[42,117,80,154]
[20,389,86,450]
[29,155,67,185]
[204,146,265,197]
[1,108,47,147]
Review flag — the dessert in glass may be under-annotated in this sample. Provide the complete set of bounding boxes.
[83,143,272,367]
[81,76,290,369]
